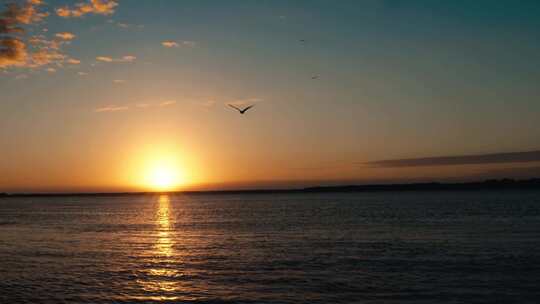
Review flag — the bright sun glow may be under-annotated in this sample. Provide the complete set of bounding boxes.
[127,144,193,192]
[144,161,185,191]
[149,167,177,190]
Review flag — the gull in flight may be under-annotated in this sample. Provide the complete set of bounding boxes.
[228,104,255,115]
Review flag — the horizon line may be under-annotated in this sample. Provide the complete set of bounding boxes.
[2,177,540,197]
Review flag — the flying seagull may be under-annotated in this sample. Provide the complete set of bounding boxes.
[228,104,255,114]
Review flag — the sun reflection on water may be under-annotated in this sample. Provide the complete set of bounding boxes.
[155,195,173,257]
[136,194,182,300]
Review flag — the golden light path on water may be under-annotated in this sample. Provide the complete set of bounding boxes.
[136,195,182,301]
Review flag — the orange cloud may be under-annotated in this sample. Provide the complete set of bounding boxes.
[56,0,118,18]
[162,41,179,48]
[55,32,76,40]
[0,38,27,68]
[67,58,81,64]
[0,1,75,70]
[4,0,48,25]
[96,56,113,62]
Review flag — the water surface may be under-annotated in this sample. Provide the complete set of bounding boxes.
[1,191,540,303]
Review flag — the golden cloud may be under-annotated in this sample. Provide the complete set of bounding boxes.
[67,58,81,64]
[0,38,27,68]
[96,56,113,62]
[56,0,118,18]
[162,41,179,48]
[55,32,76,40]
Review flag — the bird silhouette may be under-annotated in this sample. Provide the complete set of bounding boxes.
[228,104,255,114]
[299,39,306,43]
[311,75,319,79]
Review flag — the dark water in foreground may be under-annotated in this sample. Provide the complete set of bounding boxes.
[1,191,540,303]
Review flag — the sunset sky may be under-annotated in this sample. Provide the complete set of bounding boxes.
[1,0,540,192]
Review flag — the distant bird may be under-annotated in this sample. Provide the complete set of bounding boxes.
[299,39,306,43]
[311,75,319,79]
[228,104,255,115]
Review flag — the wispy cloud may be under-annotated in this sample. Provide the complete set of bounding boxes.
[66,58,81,64]
[95,100,177,113]
[55,32,76,40]
[228,97,263,106]
[96,56,113,62]
[95,105,128,113]
[96,55,136,63]
[161,40,196,48]
[120,55,136,62]
[159,100,177,107]
[56,0,118,18]
[366,151,540,168]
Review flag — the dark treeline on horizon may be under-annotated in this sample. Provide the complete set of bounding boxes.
[1,178,540,197]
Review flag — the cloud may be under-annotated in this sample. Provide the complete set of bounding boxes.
[159,100,176,107]
[161,41,179,48]
[96,55,136,63]
[228,97,262,106]
[366,151,540,168]
[66,58,81,64]
[120,55,136,62]
[56,0,118,18]
[0,1,75,70]
[0,0,47,68]
[3,0,48,25]
[161,40,196,48]
[55,32,76,40]
[95,105,128,113]
[0,38,27,68]
[112,79,125,84]
[96,56,113,62]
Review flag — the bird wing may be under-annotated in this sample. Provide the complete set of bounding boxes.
[228,104,242,112]
[242,105,255,112]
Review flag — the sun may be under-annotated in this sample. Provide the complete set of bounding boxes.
[150,167,175,189]
[145,164,185,192]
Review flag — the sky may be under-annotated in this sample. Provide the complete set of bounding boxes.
[1,0,540,192]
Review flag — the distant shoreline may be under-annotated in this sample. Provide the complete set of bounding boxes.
[1,178,540,197]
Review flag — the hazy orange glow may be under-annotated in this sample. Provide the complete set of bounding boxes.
[120,142,194,192]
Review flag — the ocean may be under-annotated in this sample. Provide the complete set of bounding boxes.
[1,191,539,303]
